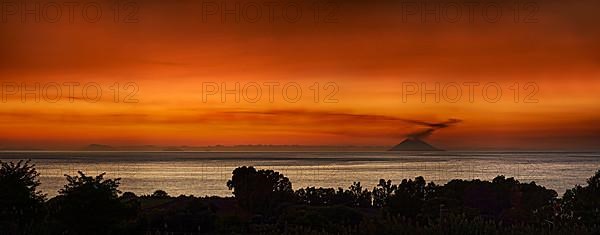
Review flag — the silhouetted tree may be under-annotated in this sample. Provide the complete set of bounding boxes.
[295,185,372,207]
[227,166,294,213]
[49,171,137,234]
[0,160,45,234]
[372,179,396,208]
[385,176,434,218]
[278,204,364,232]
[562,170,600,226]
[295,187,337,206]
[348,182,372,207]
[331,188,351,205]
[138,196,216,233]
[4,162,597,234]
[492,176,557,224]
[120,191,138,200]
[151,189,170,198]
[427,175,557,224]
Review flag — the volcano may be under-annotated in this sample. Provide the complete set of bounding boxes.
[389,138,442,151]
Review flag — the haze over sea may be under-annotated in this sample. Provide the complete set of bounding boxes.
[1,151,599,197]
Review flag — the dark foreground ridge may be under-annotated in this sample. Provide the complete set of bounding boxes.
[2,159,600,235]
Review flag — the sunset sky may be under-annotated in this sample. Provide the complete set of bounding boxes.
[1,0,599,150]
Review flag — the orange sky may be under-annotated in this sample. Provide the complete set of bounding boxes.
[1,0,599,150]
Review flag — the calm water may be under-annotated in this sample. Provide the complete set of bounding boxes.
[1,151,599,197]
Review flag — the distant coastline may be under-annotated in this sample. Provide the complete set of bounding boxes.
[2,143,600,153]
[1,144,391,152]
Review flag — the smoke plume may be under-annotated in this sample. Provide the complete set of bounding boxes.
[402,119,461,140]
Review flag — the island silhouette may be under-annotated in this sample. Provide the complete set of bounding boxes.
[388,138,442,151]
[388,118,461,151]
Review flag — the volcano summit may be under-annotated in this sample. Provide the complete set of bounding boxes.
[389,138,442,151]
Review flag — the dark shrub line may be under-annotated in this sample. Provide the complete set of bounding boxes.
[2,161,600,234]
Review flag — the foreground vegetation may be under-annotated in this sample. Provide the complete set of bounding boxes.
[1,160,599,234]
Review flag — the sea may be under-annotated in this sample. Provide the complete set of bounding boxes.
[1,151,599,197]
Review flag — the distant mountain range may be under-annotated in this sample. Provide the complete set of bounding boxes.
[84,144,115,151]
[1,142,446,152]
[77,144,389,152]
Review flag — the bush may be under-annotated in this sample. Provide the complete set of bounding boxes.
[2,159,600,234]
[227,166,294,213]
[138,196,215,233]
[0,160,45,234]
[48,171,137,234]
[278,205,363,233]
[383,176,436,218]
[295,187,337,206]
[561,170,600,226]
[151,190,169,198]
